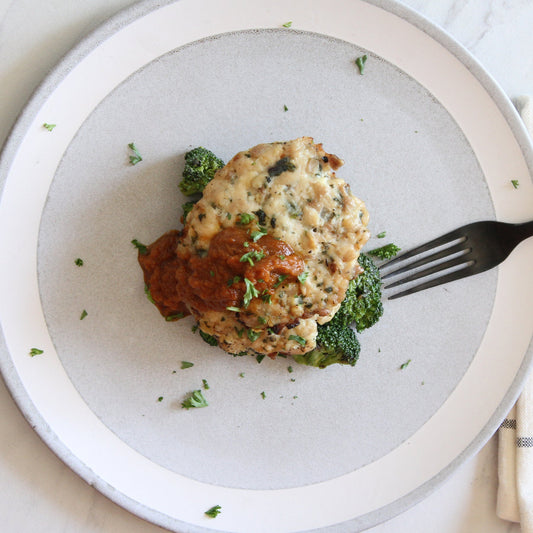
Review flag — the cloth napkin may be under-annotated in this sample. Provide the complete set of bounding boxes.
[496,95,533,530]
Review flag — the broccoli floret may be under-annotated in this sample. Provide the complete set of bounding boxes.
[333,253,383,333]
[292,317,360,369]
[181,200,196,222]
[367,243,401,260]
[179,147,224,196]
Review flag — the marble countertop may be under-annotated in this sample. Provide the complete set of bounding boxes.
[0,0,531,532]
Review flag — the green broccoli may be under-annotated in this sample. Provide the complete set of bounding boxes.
[367,243,401,260]
[333,252,383,333]
[181,200,196,222]
[292,316,360,369]
[179,147,224,196]
[291,253,382,369]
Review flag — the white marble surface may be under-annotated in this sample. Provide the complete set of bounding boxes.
[0,0,531,532]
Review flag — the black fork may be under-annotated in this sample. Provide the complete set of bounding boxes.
[379,220,533,299]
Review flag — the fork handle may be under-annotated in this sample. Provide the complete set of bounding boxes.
[514,220,533,243]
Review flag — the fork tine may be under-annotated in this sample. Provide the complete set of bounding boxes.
[380,241,469,281]
[379,228,466,270]
[384,253,474,289]
[387,265,475,299]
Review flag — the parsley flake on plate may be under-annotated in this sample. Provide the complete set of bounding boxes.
[181,389,208,410]
[355,54,368,74]
[29,348,44,357]
[400,359,412,370]
[43,123,56,131]
[181,361,194,369]
[205,505,222,518]
[128,142,143,165]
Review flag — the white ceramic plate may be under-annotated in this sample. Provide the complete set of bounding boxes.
[1,1,533,532]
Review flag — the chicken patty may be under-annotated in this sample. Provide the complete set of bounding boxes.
[171,137,370,356]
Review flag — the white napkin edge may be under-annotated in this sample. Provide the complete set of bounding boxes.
[496,94,533,527]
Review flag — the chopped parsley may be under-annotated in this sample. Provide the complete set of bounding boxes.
[80,309,88,320]
[288,366,294,373]
[240,249,265,266]
[239,372,245,378]
[131,239,148,255]
[273,274,288,288]
[165,313,185,321]
[43,123,56,131]
[144,285,156,304]
[181,389,208,409]
[355,54,368,74]
[376,231,386,238]
[227,275,241,286]
[181,361,194,369]
[74,258,84,266]
[247,328,261,342]
[261,391,266,399]
[368,243,401,260]
[128,142,143,165]
[297,271,309,283]
[243,278,259,307]
[238,212,255,225]
[157,396,163,402]
[256,354,266,364]
[202,379,210,390]
[268,157,296,178]
[283,104,289,111]
[205,505,222,518]
[511,179,520,189]
[29,348,43,357]
[400,359,412,370]
[289,334,307,346]
[282,21,292,28]
[250,226,268,242]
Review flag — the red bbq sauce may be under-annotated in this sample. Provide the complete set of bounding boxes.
[138,226,305,319]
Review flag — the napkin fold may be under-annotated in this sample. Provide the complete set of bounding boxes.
[497,94,533,531]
